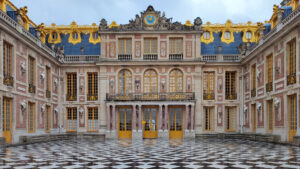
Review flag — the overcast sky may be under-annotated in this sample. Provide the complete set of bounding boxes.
[10,0,282,26]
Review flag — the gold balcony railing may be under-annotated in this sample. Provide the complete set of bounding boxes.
[203,91,215,100]
[106,92,195,101]
[266,82,273,92]
[46,90,51,98]
[3,75,13,86]
[87,94,98,101]
[28,83,36,94]
[287,73,296,85]
[251,88,256,97]
[66,94,77,101]
[225,92,237,100]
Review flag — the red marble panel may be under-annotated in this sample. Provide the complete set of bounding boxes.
[135,41,141,58]
[275,80,285,92]
[186,41,192,58]
[275,52,284,80]
[160,41,167,58]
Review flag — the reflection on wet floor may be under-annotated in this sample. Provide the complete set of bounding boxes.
[0,138,300,168]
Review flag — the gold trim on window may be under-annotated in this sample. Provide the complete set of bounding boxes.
[28,56,36,93]
[143,69,158,100]
[87,107,98,132]
[28,102,35,133]
[251,65,256,97]
[66,73,77,101]
[287,38,296,85]
[3,42,13,86]
[203,72,215,100]
[225,107,236,132]
[204,107,214,131]
[87,72,98,101]
[225,72,237,100]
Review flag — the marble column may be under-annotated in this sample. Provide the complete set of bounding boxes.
[106,105,110,131]
[185,105,189,131]
[138,105,142,131]
[159,105,162,130]
[191,105,195,131]
[164,105,168,130]
[132,105,136,131]
[112,105,116,131]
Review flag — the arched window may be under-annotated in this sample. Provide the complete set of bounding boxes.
[169,69,183,93]
[143,69,158,94]
[118,69,132,95]
[52,32,58,40]
[72,32,78,39]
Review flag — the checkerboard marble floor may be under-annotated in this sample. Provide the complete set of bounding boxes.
[1,138,300,169]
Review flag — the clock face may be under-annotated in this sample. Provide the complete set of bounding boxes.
[144,14,157,26]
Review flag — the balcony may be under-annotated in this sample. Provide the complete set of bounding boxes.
[287,73,296,85]
[266,82,273,92]
[169,54,183,61]
[203,92,215,100]
[3,75,13,86]
[106,92,195,101]
[46,90,51,98]
[28,83,36,94]
[251,89,256,97]
[118,54,132,61]
[87,94,98,101]
[143,54,158,60]
[66,94,77,101]
[64,55,99,63]
[225,92,237,100]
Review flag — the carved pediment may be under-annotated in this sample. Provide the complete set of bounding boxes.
[99,5,202,32]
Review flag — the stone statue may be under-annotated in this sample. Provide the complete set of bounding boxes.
[194,17,202,30]
[99,18,108,30]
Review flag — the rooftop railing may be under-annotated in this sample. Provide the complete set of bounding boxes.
[106,92,195,101]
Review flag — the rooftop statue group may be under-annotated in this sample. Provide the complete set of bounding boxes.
[99,5,202,31]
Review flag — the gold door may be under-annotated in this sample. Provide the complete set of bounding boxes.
[169,107,183,139]
[289,95,297,142]
[45,106,51,133]
[143,106,158,139]
[252,104,256,132]
[118,107,132,139]
[2,98,12,143]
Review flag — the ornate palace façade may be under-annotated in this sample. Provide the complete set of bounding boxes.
[1,0,300,145]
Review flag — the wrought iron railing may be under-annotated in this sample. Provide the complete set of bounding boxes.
[46,90,51,98]
[28,83,36,94]
[118,54,132,61]
[87,94,98,101]
[225,92,237,100]
[287,73,296,85]
[106,92,195,101]
[169,54,183,61]
[66,94,77,101]
[3,75,13,86]
[143,54,158,60]
[251,89,256,97]
[266,82,273,92]
[203,91,215,100]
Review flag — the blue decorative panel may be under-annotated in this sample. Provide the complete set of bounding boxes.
[6,11,17,22]
[282,6,292,20]
[46,33,100,55]
[264,23,271,35]
[201,32,255,55]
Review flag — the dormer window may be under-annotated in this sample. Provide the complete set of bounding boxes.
[246,31,252,41]
[52,32,58,40]
[72,32,79,40]
[224,31,231,40]
[93,32,98,39]
[203,32,210,40]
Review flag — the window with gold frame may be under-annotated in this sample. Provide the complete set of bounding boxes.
[88,107,98,132]
[28,102,35,133]
[3,42,13,86]
[289,94,297,142]
[144,38,157,54]
[46,66,51,98]
[118,38,132,55]
[204,107,214,131]
[45,105,51,133]
[118,69,132,96]
[143,69,158,99]
[267,100,273,132]
[169,69,183,93]
[287,38,296,85]
[66,107,77,132]
[87,72,98,101]
[266,54,273,92]
[169,38,183,54]
[28,56,36,93]
[225,72,236,100]
[2,97,12,143]
[225,106,236,131]
[251,65,256,97]
[203,72,215,100]
[66,73,77,101]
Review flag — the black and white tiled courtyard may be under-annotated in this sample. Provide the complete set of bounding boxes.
[1,138,300,169]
